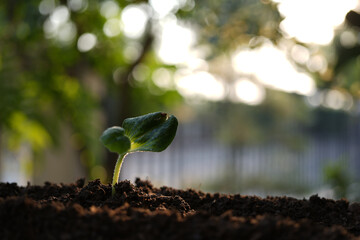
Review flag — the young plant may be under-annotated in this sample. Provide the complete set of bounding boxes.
[100,112,178,195]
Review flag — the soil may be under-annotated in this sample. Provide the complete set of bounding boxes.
[1,178,360,240]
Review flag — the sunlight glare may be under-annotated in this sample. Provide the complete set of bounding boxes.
[150,0,179,18]
[121,5,149,39]
[232,43,316,96]
[156,18,196,64]
[175,71,225,101]
[276,0,358,45]
[232,79,265,105]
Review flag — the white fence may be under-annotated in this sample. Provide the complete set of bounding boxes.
[121,120,360,196]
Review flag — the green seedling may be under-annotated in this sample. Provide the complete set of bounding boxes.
[100,112,178,195]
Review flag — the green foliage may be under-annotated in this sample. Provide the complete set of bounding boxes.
[100,112,178,194]
[180,0,282,53]
[0,0,99,158]
[323,160,351,199]
[0,0,182,180]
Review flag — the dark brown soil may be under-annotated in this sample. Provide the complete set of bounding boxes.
[1,178,360,239]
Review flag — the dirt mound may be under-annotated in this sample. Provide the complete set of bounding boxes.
[1,178,359,239]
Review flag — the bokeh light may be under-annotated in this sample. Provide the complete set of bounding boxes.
[77,33,97,52]
[121,5,149,39]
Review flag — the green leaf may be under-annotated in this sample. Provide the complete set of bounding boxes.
[100,126,131,154]
[100,112,178,195]
[122,112,178,152]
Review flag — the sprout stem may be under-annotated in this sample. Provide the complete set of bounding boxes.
[112,153,126,195]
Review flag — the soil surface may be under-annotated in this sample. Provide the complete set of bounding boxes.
[1,178,360,239]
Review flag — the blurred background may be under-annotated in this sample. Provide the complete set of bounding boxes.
[2,0,360,200]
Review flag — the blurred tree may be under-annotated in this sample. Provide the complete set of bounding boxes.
[178,0,312,147]
[178,0,282,53]
[0,0,183,181]
[1,0,359,183]
[0,0,101,178]
[329,10,360,97]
